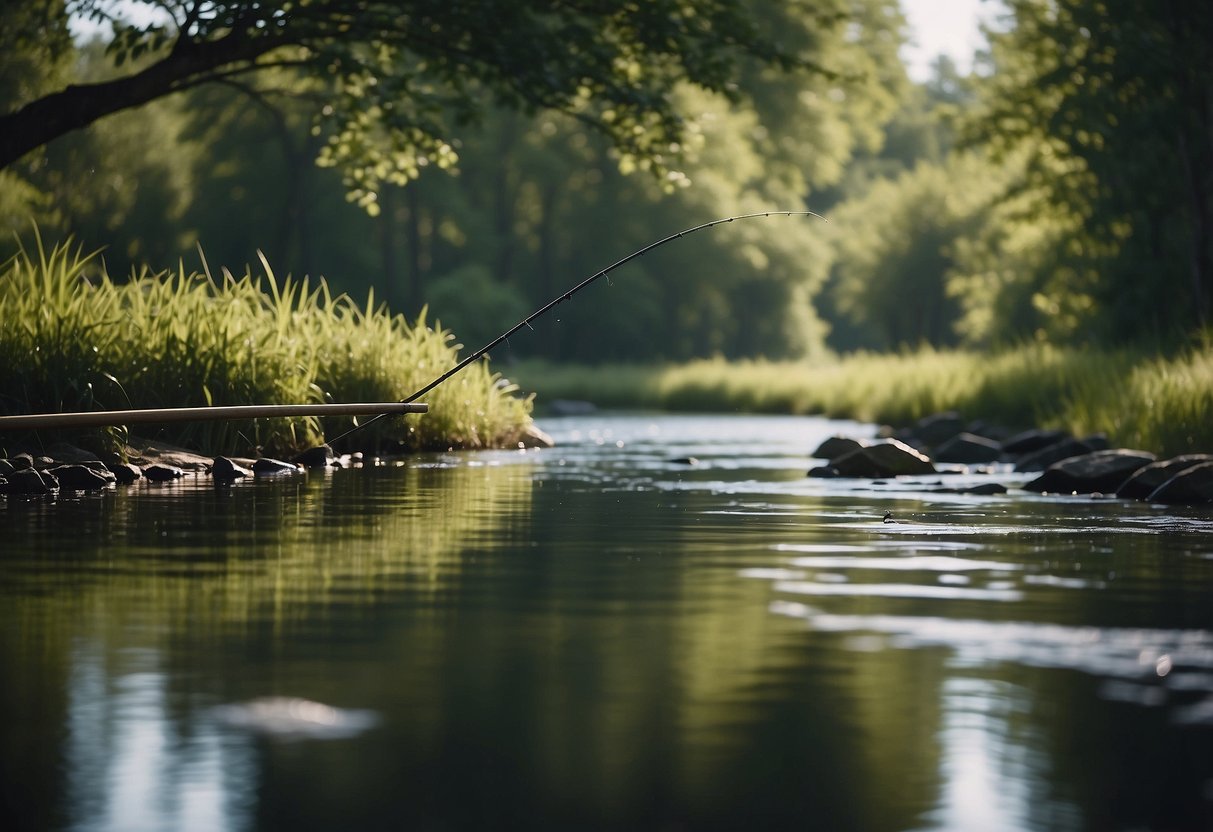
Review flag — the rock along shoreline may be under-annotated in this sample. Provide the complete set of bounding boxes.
[809,410,1213,505]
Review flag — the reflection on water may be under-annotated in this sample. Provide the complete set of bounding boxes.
[3,413,1213,831]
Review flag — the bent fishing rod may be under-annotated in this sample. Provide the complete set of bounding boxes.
[326,210,826,447]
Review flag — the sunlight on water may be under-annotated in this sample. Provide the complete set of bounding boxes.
[3,413,1213,831]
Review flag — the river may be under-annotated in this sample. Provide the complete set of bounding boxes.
[2,413,1213,831]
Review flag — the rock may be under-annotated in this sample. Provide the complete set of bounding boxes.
[828,439,936,478]
[212,457,254,481]
[126,440,212,472]
[669,456,700,466]
[964,420,1018,443]
[143,463,186,482]
[1116,455,1213,499]
[1022,449,1156,494]
[1013,436,1107,472]
[1001,428,1072,455]
[957,482,1008,495]
[44,442,102,465]
[252,457,302,476]
[46,464,115,490]
[1147,462,1213,505]
[905,411,966,448]
[9,453,34,471]
[106,461,142,484]
[294,444,336,468]
[807,465,841,478]
[518,423,555,449]
[933,432,1003,464]
[0,459,15,476]
[812,436,867,461]
[4,468,57,494]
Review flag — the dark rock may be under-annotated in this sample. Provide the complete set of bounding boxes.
[212,457,254,481]
[0,459,14,476]
[931,481,1008,495]
[1001,428,1072,455]
[1147,462,1213,505]
[10,453,34,470]
[933,432,1003,464]
[829,439,936,478]
[807,465,841,478]
[143,463,186,482]
[45,442,102,465]
[106,462,142,484]
[1013,436,1103,472]
[812,436,867,461]
[669,456,700,466]
[294,444,336,468]
[126,441,212,472]
[31,455,56,470]
[518,424,555,449]
[906,411,966,448]
[1022,449,1156,494]
[1116,455,1213,499]
[964,420,1018,443]
[46,464,115,490]
[252,457,302,476]
[5,467,57,494]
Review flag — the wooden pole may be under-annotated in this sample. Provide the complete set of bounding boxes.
[0,402,428,431]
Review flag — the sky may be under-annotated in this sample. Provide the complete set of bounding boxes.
[900,0,1007,81]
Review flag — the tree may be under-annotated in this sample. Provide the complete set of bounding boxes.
[974,0,1213,343]
[1,0,809,206]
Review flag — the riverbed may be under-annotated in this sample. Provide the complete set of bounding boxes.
[3,413,1213,831]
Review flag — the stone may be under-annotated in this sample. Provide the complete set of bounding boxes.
[294,445,336,468]
[812,436,866,461]
[1022,449,1156,494]
[125,440,212,472]
[252,457,302,476]
[1013,436,1106,472]
[0,459,14,476]
[143,463,185,482]
[1147,462,1213,505]
[829,439,936,478]
[906,411,966,448]
[932,432,1003,464]
[807,465,841,478]
[9,453,34,470]
[1116,455,1213,499]
[212,457,254,481]
[45,442,102,465]
[46,464,115,490]
[106,461,142,484]
[932,481,1009,495]
[518,424,555,449]
[4,467,57,494]
[1001,428,1072,455]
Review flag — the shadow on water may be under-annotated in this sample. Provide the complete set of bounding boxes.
[3,413,1213,831]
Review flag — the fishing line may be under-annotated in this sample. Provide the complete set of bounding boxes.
[326,210,826,447]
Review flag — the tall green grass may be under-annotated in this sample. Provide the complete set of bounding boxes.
[0,237,532,455]
[513,343,1213,456]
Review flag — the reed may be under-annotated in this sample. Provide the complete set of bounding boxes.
[0,237,532,455]
[514,343,1213,456]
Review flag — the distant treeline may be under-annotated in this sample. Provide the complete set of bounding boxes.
[3,1,1210,363]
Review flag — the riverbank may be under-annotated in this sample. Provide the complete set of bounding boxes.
[0,239,534,457]
[510,344,1213,457]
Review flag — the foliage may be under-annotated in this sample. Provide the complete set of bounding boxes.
[0,236,532,455]
[971,0,1213,344]
[513,343,1213,456]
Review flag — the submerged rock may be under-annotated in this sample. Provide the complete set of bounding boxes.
[143,463,186,482]
[252,457,302,476]
[294,444,336,469]
[3,467,58,494]
[1022,449,1156,494]
[812,435,867,461]
[1147,462,1213,505]
[933,432,1003,464]
[106,461,142,484]
[828,439,936,478]
[212,456,254,481]
[46,464,115,490]
[1117,455,1213,499]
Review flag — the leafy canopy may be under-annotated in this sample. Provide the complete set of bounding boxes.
[2,0,814,209]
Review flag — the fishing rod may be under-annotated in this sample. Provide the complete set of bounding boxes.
[326,210,826,447]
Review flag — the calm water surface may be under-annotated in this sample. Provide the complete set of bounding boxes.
[3,413,1213,831]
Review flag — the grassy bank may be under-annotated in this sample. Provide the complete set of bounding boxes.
[511,344,1213,457]
[0,239,533,456]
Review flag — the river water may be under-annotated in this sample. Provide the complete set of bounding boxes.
[3,413,1213,831]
